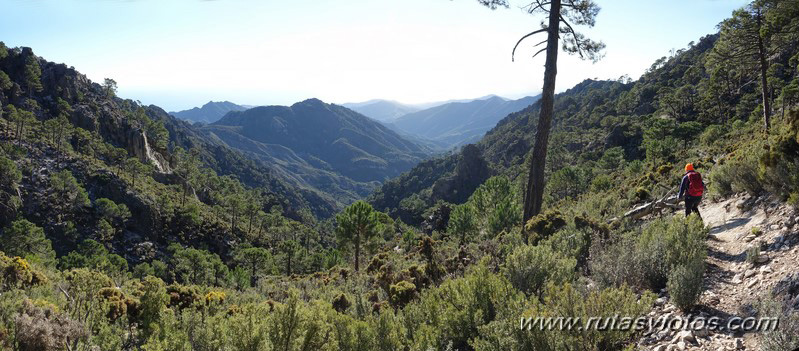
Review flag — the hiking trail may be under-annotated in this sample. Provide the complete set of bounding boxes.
[640,194,799,351]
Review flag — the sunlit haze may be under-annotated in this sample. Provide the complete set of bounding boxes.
[1,0,748,111]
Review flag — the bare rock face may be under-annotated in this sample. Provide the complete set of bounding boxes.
[40,60,93,103]
[71,99,171,173]
[431,144,491,204]
[128,129,171,173]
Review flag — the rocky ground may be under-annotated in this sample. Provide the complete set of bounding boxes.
[637,194,799,351]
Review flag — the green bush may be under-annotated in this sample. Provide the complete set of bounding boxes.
[589,174,613,192]
[760,126,799,200]
[710,148,764,197]
[525,210,567,244]
[757,294,799,351]
[388,281,416,309]
[503,244,575,297]
[592,215,707,292]
[402,263,525,351]
[448,176,521,240]
[700,124,727,146]
[475,283,655,351]
[634,186,650,201]
[541,225,592,267]
[666,259,705,310]
[745,246,761,265]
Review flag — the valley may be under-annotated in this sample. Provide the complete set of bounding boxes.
[1,1,799,350]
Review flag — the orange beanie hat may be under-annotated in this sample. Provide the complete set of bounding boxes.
[685,163,694,171]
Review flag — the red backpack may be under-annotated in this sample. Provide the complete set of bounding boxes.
[687,171,704,196]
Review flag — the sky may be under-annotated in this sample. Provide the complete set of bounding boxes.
[1,0,749,112]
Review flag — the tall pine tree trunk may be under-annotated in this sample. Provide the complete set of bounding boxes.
[523,0,561,226]
[756,9,771,133]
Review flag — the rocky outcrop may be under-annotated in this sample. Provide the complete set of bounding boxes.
[431,144,491,204]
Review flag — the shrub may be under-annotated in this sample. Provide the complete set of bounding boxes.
[542,225,592,268]
[332,293,351,313]
[525,210,567,244]
[479,283,656,351]
[666,259,705,310]
[700,125,727,146]
[403,263,525,351]
[759,113,799,199]
[204,291,226,306]
[14,300,87,351]
[503,244,575,297]
[166,284,201,310]
[710,149,764,197]
[757,294,799,351]
[388,281,416,309]
[1,255,47,291]
[634,186,650,201]
[746,246,761,265]
[657,164,674,175]
[589,174,613,192]
[592,215,707,292]
[590,234,646,288]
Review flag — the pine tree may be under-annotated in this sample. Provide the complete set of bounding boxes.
[335,200,380,271]
[476,0,604,223]
[23,55,43,96]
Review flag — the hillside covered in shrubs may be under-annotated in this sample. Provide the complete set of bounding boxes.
[1,0,799,350]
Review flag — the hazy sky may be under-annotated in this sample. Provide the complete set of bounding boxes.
[1,0,748,111]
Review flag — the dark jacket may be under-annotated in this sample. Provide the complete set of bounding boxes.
[678,171,705,198]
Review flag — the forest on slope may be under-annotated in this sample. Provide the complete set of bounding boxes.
[201,99,433,208]
[0,0,799,350]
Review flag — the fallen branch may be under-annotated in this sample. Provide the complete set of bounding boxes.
[608,186,682,223]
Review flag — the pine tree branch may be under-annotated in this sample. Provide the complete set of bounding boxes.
[559,14,584,59]
[523,0,551,14]
[512,28,549,61]
[532,47,548,58]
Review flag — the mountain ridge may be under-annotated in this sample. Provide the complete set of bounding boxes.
[387,94,540,148]
[201,98,434,207]
[170,100,247,123]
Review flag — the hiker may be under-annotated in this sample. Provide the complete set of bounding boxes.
[678,163,705,219]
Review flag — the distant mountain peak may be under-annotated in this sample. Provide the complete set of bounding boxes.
[170,101,248,124]
[388,94,541,148]
[476,94,507,101]
[341,99,421,122]
[296,98,326,105]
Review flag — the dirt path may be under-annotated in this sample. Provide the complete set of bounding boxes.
[699,197,771,349]
[642,195,799,350]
